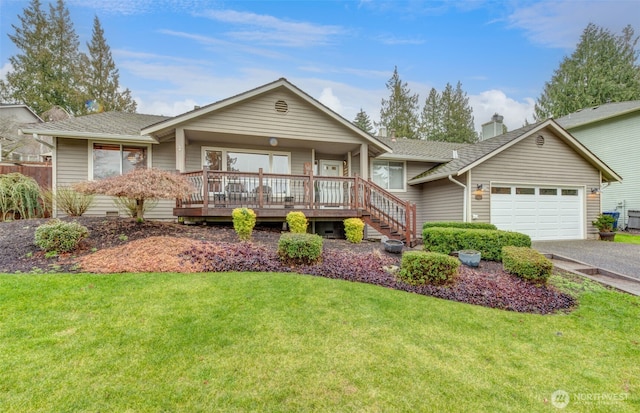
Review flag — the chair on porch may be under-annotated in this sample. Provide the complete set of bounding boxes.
[225,182,249,204]
[251,185,272,203]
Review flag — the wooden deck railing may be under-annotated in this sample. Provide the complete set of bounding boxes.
[177,167,417,243]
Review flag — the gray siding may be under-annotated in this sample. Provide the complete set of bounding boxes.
[55,139,176,219]
[422,175,465,224]
[569,112,640,228]
[469,129,600,237]
[187,89,364,144]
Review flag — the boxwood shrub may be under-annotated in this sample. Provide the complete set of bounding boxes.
[34,219,89,253]
[398,251,460,285]
[232,208,256,241]
[502,246,553,284]
[423,221,497,230]
[344,218,365,243]
[422,227,531,261]
[278,233,324,265]
[286,211,308,233]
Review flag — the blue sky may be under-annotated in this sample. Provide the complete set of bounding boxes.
[1,0,639,133]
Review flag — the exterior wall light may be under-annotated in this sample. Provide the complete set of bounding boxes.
[473,184,484,200]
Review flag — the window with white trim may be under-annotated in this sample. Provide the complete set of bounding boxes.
[372,160,405,191]
[91,143,149,180]
[202,147,290,173]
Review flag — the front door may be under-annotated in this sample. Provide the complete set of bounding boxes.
[318,160,344,206]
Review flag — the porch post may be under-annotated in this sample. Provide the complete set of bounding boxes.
[360,143,368,180]
[176,127,186,172]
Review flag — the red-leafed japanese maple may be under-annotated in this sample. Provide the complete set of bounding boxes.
[74,168,193,221]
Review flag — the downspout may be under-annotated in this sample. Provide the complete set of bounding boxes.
[448,175,467,222]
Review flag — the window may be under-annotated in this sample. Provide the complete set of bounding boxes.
[203,148,290,173]
[540,188,558,196]
[516,187,535,195]
[92,143,148,180]
[372,160,405,191]
[491,187,511,195]
[562,189,578,196]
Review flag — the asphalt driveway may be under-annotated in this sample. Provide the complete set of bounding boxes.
[533,240,640,280]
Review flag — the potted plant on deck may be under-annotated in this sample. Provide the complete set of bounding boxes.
[592,213,616,241]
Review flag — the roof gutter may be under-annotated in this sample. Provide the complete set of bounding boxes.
[448,174,467,222]
[20,128,159,144]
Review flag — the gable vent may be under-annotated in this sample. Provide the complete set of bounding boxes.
[536,135,545,146]
[275,100,289,114]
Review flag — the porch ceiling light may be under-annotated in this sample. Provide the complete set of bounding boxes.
[269,137,278,147]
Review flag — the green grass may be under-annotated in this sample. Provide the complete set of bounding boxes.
[1,272,638,412]
[615,233,640,244]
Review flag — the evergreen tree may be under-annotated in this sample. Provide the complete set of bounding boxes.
[353,108,373,134]
[0,0,51,114]
[535,23,640,120]
[419,87,442,140]
[378,66,420,139]
[83,16,137,113]
[431,82,477,143]
[1,0,137,116]
[46,0,84,114]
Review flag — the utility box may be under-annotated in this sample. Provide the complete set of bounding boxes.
[628,210,640,230]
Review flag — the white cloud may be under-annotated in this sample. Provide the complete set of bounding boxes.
[199,9,346,47]
[318,87,344,114]
[507,1,640,49]
[136,97,200,117]
[0,62,12,81]
[469,90,536,133]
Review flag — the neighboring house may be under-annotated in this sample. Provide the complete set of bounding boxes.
[0,104,50,161]
[556,101,640,229]
[21,78,621,242]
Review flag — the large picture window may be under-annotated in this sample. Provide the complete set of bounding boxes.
[91,143,149,180]
[372,160,405,191]
[203,147,290,174]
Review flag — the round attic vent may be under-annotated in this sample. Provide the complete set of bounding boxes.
[536,135,545,146]
[275,100,289,114]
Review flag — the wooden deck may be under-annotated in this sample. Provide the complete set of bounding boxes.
[176,168,418,245]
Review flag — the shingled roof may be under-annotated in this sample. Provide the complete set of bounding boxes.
[22,112,170,136]
[375,137,470,162]
[408,122,543,183]
[555,100,640,129]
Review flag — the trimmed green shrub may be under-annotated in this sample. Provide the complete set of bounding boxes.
[232,208,256,241]
[423,221,497,230]
[286,211,308,233]
[502,246,553,284]
[344,218,365,243]
[34,219,89,253]
[278,233,323,265]
[0,172,44,221]
[398,251,460,285]
[422,227,531,261]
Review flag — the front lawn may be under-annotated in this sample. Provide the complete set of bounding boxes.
[1,271,638,412]
[615,233,640,244]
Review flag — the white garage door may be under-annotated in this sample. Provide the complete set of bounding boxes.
[490,185,583,241]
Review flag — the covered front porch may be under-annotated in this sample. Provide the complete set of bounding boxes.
[175,168,418,245]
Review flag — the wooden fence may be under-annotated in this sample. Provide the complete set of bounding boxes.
[0,162,52,190]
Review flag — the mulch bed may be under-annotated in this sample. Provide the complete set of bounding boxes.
[0,217,575,314]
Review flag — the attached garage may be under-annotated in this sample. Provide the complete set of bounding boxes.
[490,184,584,241]
[410,120,622,240]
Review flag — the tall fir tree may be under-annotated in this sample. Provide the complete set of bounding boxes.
[83,16,137,113]
[0,0,51,114]
[535,23,640,120]
[419,87,442,140]
[1,0,137,116]
[427,82,477,143]
[353,108,373,134]
[378,66,420,139]
[46,0,84,114]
